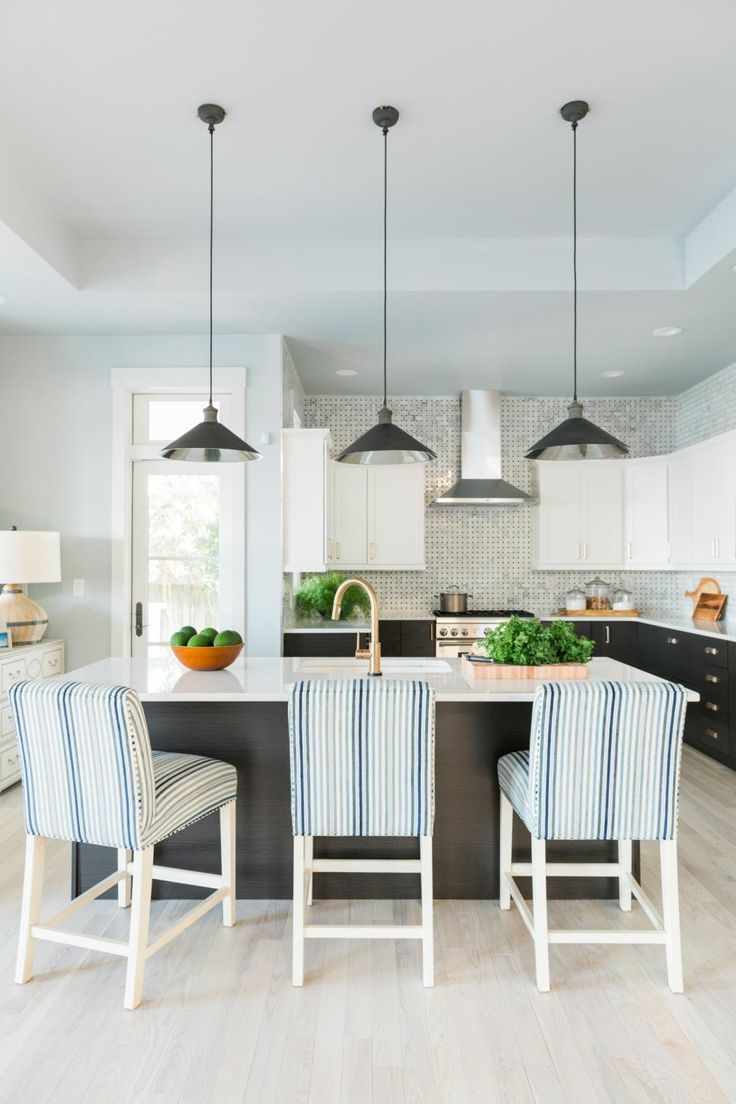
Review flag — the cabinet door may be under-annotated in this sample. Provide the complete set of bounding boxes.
[624,460,669,567]
[282,429,329,572]
[536,464,584,566]
[590,621,638,663]
[582,464,624,566]
[401,620,435,657]
[328,461,368,565]
[691,437,736,566]
[366,465,425,568]
[668,449,694,565]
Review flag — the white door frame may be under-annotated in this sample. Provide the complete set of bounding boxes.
[110,366,247,657]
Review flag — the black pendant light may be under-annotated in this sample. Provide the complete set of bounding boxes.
[525,101,628,461]
[162,105,261,463]
[337,107,436,465]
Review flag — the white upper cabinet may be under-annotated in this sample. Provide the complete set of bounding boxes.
[366,465,425,569]
[536,464,586,566]
[328,461,368,566]
[282,429,330,573]
[283,430,426,572]
[582,463,624,567]
[625,458,670,567]
[536,427,736,571]
[536,461,623,568]
[673,434,736,567]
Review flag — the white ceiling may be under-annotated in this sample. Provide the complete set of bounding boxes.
[2,0,736,395]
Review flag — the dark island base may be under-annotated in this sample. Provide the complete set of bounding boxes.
[73,701,638,900]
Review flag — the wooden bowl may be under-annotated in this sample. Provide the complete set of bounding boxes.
[171,643,243,671]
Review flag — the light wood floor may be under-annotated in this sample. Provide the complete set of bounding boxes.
[1,745,736,1104]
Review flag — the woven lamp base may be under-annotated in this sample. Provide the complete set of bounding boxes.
[0,585,49,644]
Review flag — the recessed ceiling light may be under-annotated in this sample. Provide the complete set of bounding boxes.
[335,369,358,377]
[652,326,682,337]
[601,370,624,378]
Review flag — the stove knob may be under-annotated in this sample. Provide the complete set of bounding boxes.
[450,628,458,637]
[461,627,469,636]
[438,627,448,637]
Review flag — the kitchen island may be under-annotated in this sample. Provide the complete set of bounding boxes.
[65,656,698,902]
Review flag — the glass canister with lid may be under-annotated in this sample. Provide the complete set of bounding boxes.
[585,576,611,611]
[565,586,586,612]
[613,586,633,611]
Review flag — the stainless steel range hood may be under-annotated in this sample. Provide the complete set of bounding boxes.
[434,390,531,505]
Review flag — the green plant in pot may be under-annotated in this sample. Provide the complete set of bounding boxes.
[294,572,372,621]
[481,617,594,665]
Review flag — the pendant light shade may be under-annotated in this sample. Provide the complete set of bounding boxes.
[162,104,260,464]
[525,101,628,462]
[337,106,436,466]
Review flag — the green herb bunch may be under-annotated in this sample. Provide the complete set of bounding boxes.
[294,572,372,620]
[481,617,595,665]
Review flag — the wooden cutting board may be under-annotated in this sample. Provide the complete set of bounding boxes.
[557,609,640,618]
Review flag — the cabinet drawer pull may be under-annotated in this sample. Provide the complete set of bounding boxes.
[704,728,719,740]
[705,674,720,684]
[704,701,719,712]
[704,646,719,656]
[666,636,679,646]
[604,625,611,646]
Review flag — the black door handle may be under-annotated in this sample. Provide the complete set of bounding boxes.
[135,602,144,638]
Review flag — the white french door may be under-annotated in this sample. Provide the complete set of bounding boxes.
[131,460,243,657]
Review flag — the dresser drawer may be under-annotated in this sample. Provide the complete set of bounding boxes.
[0,703,15,740]
[42,647,64,678]
[0,655,27,693]
[0,745,20,782]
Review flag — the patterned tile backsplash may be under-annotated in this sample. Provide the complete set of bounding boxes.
[296,364,736,618]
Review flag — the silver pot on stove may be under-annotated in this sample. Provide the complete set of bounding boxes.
[437,590,472,614]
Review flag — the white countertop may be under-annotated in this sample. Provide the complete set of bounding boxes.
[61,655,699,704]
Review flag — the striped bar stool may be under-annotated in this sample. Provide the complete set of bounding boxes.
[497,680,688,993]
[288,678,435,987]
[10,680,238,1009]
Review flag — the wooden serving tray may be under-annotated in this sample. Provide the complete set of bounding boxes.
[463,656,589,680]
[558,609,640,618]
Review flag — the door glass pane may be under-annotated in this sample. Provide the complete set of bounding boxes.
[146,473,220,650]
[146,400,220,444]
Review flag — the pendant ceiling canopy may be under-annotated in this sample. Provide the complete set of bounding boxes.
[525,101,628,462]
[162,104,261,463]
[337,106,436,466]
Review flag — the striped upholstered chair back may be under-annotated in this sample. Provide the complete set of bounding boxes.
[9,680,155,849]
[524,680,688,841]
[288,679,435,836]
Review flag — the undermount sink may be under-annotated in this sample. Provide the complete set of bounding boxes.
[295,658,451,675]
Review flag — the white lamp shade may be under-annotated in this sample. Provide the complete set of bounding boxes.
[0,531,61,584]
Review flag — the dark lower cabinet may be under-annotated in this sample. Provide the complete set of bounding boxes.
[284,618,435,659]
[590,620,639,664]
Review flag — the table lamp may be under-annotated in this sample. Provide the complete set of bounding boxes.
[0,530,61,644]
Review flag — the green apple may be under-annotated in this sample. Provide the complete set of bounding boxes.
[213,630,242,646]
[187,633,213,647]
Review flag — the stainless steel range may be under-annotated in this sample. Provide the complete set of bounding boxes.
[433,609,535,657]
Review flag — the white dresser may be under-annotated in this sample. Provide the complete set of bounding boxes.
[0,639,64,792]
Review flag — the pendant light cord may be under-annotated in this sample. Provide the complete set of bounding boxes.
[572,119,578,404]
[208,122,215,408]
[382,125,388,409]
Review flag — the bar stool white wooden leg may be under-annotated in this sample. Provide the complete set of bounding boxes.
[305,835,314,906]
[499,792,513,910]
[124,847,154,1010]
[618,839,632,912]
[660,839,683,993]
[15,835,46,984]
[531,836,550,992]
[420,835,434,987]
[117,848,132,908]
[220,801,237,927]
[292,836,305,986]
